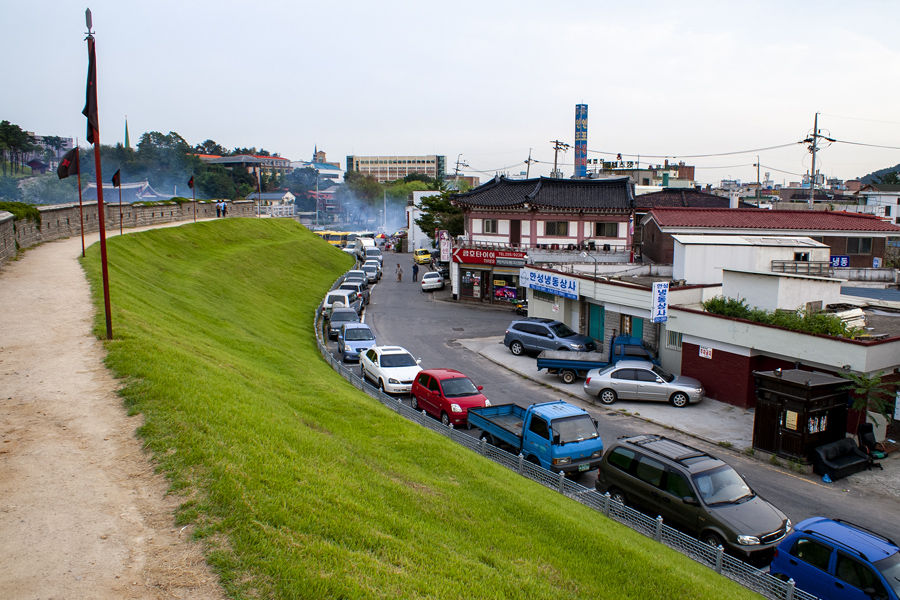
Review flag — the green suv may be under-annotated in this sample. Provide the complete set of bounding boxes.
[595,435,791,565]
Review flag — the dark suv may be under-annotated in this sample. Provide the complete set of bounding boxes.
[595,435,791,564]
[503,318,596,355]
[770,517,900,600]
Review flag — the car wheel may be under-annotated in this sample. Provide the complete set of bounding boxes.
[411,395,419,410]
[608,487,627,505]
[701,532,724,549]
[441,412,450,426]
[561,370,577,384]
[599,389,617,405]
[510,341,524,356]
[378,379,386,393]
[556,347,570,352]
[479,432,494,445]
[670,392,689,408]
[360,366,367,381]
[526,455,540,466]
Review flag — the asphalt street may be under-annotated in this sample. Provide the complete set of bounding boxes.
[326,258,900,545]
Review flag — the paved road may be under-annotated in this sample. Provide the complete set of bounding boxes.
[327,261,900,544]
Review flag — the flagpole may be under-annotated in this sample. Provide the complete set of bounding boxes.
[117,179,123,236]
[75,140,85,257]
[192,174,196,222]
[84,12,113,340]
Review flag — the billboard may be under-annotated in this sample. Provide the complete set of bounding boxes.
[574,104,588,178]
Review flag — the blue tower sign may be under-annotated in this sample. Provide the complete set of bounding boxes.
[574,104,588,178]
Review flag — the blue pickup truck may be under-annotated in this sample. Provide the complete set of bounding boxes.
[536,335,660,384]
[467,401,604,473]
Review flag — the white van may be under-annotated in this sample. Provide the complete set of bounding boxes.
[323,289,362,317]
[364,246,383,266]
[354,237,376,259]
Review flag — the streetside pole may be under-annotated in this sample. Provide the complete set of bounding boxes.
[75,140,85,257]
[193,181,196,222]
[118,182,123,236]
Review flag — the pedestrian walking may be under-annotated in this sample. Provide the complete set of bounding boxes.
[215,201,221,218]
[222,201,228,218]
[396,263,403,282]
[412,262,419,282]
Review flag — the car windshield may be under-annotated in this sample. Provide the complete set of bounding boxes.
[440,377,479,398]
[344,328,374,341]
[691,465,753,505]
[331,312,358,323]
[381,353,417,368]
[553,415,599,444]
[875,552,900,596]
[549,322,577,338]
[651,365,675,382]
[424,273,440,279]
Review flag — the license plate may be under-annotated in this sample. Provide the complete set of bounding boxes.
[579,464,589,472]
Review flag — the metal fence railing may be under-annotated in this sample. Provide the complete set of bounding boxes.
[313,297,816,600]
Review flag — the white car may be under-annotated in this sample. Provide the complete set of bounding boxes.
[363,259,383,280]
[360,346,422,394]
[421,271,444,291]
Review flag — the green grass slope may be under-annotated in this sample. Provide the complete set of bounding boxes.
[81,219,759,599]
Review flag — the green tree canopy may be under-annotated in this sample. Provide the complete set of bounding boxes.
[414,187,464,243]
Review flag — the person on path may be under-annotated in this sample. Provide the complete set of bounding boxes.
[222,201,228,218]
[412,262,419,282]
[216,201,221,218]
[396,263,403,282]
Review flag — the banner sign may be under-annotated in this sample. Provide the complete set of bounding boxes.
[453,248,527,266]
[650,281,669,323]
[830,255,850,267]
[439,230,450,262]
[521,267,578,299]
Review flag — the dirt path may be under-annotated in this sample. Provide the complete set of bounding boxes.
[0,225,226,600]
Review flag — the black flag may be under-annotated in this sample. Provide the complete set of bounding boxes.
[83,36,99,144]
[111,169,121,188]
[188,175,194,189]
[57,148,79,180]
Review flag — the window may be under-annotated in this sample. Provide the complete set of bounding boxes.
[427,377,440,393]
[595,222,618,237]
[666,331,683,351]
[608,447,635,472]
[665,471,695,499]
[835,552,887,597]
[789,538,832,571]
[886,206,892,217]
[848,237,873,254]
[483,219,499,234]
[635,455,665,487]
[612,369,636,381]
[529,415,550,439]
[545,221,569,236]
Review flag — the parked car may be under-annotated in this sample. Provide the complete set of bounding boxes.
[361,264,379,283]
[323,289,362,317]
[769,517,899,600]
[364,247,384,266]
[345,270,370,290]
[503,317,596,355]
[414,248,432,265]
[339,280,370,305]
[583,360,704,407]
[421,271,444,291]
[595,435,791,565]
[363,259,383,280]
[434,260,450,278]
[337,322,377,362]
[410,368,491,427]
[360,346,423,394]
[327,307,360,339]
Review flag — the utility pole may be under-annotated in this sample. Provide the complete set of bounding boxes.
[804,112,834,206]
[551,140,570,179]
[754,155,760,202]
[525,148,535,179]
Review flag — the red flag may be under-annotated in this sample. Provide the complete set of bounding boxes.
[111,169,121,188]
[82,37,99,144]
[57,148,79,180]
[188,175,194,189]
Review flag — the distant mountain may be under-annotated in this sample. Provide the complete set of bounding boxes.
[859,164,900,184]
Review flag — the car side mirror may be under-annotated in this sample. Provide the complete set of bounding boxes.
[552,433,560,445]
[593,418,599,427]
[656,378,664,383]
[477,385,483,391]
[682,496,699,506]
[416,358,422,364]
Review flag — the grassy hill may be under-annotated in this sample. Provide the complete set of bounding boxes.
[81,219,759,599]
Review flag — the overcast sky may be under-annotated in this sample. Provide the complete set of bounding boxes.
[6,1,900,186]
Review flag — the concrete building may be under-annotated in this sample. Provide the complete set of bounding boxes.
[345,155,446,183]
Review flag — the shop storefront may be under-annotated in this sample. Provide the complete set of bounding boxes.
[453,248,527,304]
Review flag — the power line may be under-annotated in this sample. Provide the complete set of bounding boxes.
[820,113,900,126]
[832,138,900,151]
[585,141,803,160]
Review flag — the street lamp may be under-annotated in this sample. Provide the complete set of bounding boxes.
[580,251,598,280]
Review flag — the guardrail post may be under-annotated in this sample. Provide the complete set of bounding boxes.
[786,578,795,600]
[654,515,663,542]
[397,398,402,413]
[479,438,487,455]
[448,423,453,439]
[603,492,610,516]
[420,410,427,426]
[714,545,724,574]
[517,454,524,475]
[557,471,566,494]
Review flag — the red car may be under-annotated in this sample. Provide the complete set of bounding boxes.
[411,369,491,427]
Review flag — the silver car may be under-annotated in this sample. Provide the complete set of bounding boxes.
[583,360,704,408]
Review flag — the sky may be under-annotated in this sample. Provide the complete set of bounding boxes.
[5,1,900,187]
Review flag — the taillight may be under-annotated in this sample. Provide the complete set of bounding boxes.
[585,377,591,385]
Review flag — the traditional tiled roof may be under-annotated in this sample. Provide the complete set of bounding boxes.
[81,180,168,203]
[635,188,754,209]
[646,207,900,232]
[450,176,633,211]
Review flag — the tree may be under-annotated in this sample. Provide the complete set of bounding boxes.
[875,172,900,185]
[414,186,464,244]
[42,136,67,159]
[840,371,895,431]
[194,139,229,156]
[0,177,23,201]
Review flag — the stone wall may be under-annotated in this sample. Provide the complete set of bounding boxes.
[0,200,257,267]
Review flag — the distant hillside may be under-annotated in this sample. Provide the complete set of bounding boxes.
[859,164,900,184]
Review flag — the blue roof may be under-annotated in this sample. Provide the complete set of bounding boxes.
[796,517,898,563]
[841,287,900,302]
[532,400,589,419]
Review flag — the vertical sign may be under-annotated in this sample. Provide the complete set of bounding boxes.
[574,104,588,178]
[439,230,450,262]
[651,281,669,323]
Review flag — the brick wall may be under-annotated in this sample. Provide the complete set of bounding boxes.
[1,200,257,267]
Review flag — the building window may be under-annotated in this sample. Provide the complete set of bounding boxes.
[666,331,682,351]
[621,315,633,335]
[886,206,892,217]
[484,219,499,234]
[595,222,618,238]
[847,237,873,254]
[545,221,568,236]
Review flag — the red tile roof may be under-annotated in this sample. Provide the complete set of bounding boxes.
[647,207,900,232]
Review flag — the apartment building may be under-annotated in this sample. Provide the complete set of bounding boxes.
[345,155,446,183]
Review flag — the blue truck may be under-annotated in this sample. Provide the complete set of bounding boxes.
[467,401,604,473]
[536,335,660,384]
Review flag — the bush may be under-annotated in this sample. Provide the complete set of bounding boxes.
[0,201,41,228]
[702,295,861,338]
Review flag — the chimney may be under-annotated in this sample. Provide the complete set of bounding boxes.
[729,191,739,209]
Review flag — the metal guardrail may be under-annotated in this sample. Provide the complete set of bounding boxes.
[312,297,815,600]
